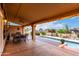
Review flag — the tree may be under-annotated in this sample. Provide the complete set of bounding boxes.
[64,24,71,33]
[39,28,43,32]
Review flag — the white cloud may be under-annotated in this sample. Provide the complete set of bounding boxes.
[36,22,65,30]
[36,24,48,30]
[53,23,64,29]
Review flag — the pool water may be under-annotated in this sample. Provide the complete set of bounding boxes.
[65,42,79,48]
[48,37,79,48]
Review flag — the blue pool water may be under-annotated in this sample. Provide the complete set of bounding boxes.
[47,37,79,48]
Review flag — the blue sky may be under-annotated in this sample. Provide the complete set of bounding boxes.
[36,16,79,30]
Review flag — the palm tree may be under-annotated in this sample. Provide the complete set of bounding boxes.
[64,24,70,33]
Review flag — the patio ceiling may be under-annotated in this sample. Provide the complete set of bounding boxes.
[2,3,79,26]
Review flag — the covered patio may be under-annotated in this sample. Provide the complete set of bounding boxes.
[0,3,79,56]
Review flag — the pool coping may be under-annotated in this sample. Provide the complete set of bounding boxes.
[40,35,79,44]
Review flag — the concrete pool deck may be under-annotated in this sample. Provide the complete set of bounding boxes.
[40,35,79,53]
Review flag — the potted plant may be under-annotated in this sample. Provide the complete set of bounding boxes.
[60,39,65,44]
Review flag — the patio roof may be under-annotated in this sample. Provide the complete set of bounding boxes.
[1,3,79,26]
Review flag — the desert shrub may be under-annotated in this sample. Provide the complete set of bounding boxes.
[57,29,66,34]
[40,31,46,35]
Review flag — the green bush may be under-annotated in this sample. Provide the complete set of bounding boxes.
[60,39,65,44]
[40,32,46,35]
[57,29,66,34]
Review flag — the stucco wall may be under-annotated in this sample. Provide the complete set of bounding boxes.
[0,19,4,55]
[0,6,5,56]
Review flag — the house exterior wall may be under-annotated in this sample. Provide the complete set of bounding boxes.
[0,19,4,55]
[0,6,4,55]
[9,26,23,34]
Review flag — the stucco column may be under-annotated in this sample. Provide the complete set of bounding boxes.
[21,26,24,34]
[32,24,36,41]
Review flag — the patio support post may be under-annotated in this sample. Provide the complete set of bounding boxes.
[32,24,36,41]
[21,26,24,34]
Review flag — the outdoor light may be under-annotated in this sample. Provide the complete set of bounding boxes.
[4,20,7,23]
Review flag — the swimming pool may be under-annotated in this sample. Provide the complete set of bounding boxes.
[43,36,79,48]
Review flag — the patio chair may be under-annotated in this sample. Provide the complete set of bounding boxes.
[13,32,21,43]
